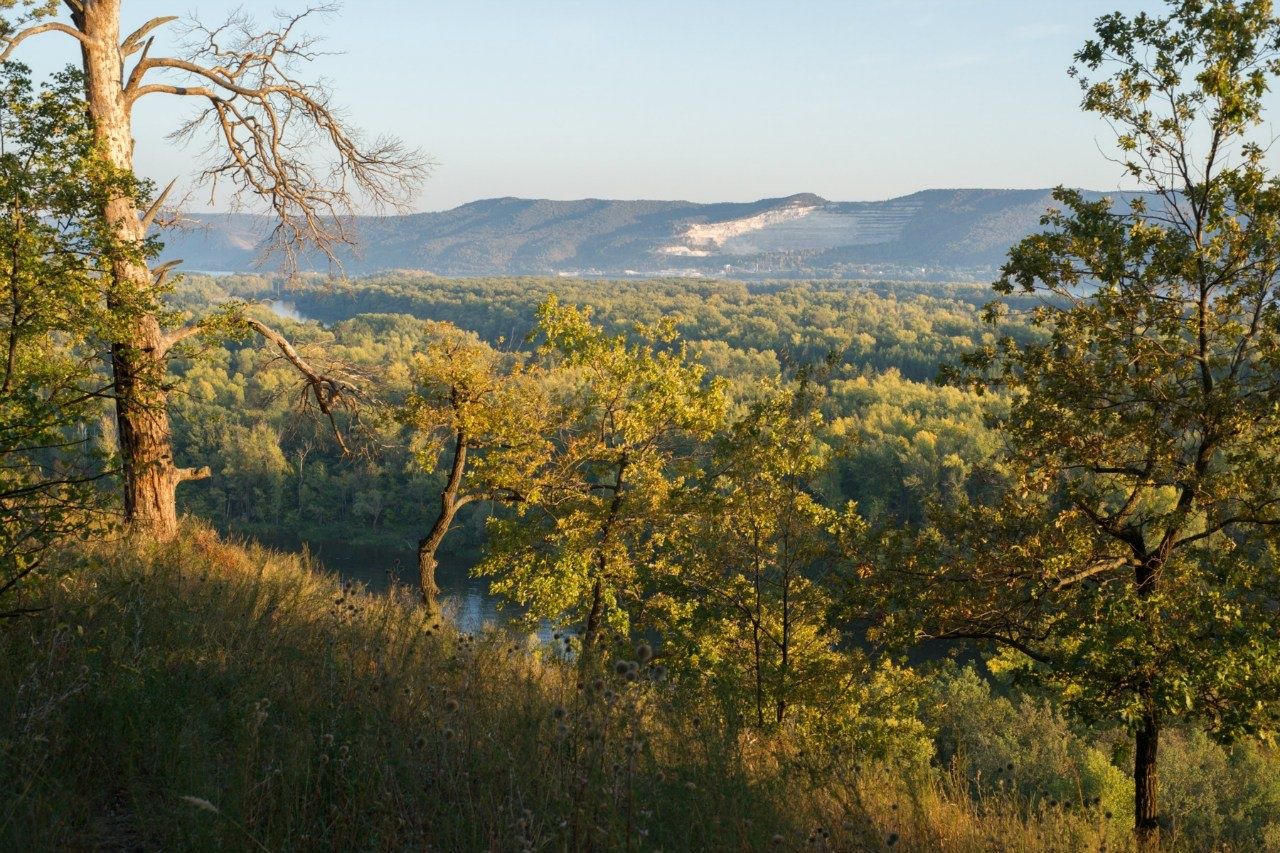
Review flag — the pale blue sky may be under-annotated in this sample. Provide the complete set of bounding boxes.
[13,1,1202,211]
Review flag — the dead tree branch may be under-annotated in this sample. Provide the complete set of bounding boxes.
[0,20,91,62]
[122,5,430,270]
[242,317,360,454]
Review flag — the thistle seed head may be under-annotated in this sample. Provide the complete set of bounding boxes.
[181,795,219,814]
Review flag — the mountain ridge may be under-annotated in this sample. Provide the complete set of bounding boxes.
[160,188,1109,280]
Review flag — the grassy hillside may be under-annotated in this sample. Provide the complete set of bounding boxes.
[2,528,1276,850]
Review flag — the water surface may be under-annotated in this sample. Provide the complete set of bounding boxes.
[262,536,511,634]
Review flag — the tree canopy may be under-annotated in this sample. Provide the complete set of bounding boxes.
[858,1,1280,843]
[0,62,142,614]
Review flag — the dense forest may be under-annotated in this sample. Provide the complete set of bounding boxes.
[5,1,1280,850]
[165,275,1018,549]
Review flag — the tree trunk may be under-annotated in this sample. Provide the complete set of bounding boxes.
[777,562,791,725]
[74,1,192,539]
[752,619,765,727]
[416,531,444,615]
[581,577,605,664]
[110,327,191,537]
[580,455,627,670]
[1134,553,1162,849]
[295,444,311,513]
[751,546,765,727]
[419,430,468,613]
[1135,703,1161,849]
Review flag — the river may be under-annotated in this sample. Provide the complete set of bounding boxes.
[257,535,513,634]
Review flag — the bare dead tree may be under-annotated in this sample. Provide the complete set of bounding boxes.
[0,1,429,538]
[136,5,428,269]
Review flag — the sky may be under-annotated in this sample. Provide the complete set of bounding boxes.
[11,0,1203,212]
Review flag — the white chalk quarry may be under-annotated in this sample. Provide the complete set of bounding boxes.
[660,196,925,258]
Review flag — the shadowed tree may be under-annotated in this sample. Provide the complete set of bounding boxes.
[854,2,1280,846]
[0,1,428,538]
[661,378,850,726]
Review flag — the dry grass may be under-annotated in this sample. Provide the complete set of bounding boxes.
[0,525,789,849]
[0,524,1262,850]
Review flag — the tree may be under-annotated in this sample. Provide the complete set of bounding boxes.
[0,2,427,538]
[662,378,849,726]
[856,2,1280,845]
[481,298,726,664]
[0,61,138,612]
[401,323,552,613]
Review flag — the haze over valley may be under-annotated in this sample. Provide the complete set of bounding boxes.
[166,188,1104,280]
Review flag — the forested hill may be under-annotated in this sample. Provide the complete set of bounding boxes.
[160,188,1113,279]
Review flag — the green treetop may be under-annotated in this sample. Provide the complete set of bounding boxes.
[659,378,851,727]
[482,297,727,663]
[401,322,553,613]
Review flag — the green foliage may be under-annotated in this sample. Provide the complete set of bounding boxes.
[926,668,1133,824]
[920,665,1280,848]
[166,276,1021,544]
[402,322,552,505]
[656,378,852,726]
[0,62,144,609]
[170,312,433,543]
[263,274,1027,384]
[0,1,59,32]
[856,0,1280,837]
[482,298,727,651]
[1157,728,1280,848]
[825,369,1005,523]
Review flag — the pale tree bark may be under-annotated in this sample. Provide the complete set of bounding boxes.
[1,1,427,539]
[75,0,200,537]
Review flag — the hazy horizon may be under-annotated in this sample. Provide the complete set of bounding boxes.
[17,0,1271,213]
